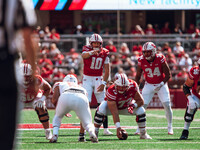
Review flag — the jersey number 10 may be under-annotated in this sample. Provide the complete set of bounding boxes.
[90,57,103,69]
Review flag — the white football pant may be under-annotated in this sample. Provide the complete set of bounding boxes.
[52,92,95,135]
[82,75,105,103]
[98,101,145,116]
[142,82,173,126]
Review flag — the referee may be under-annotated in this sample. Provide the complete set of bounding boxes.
[0,0,37,149]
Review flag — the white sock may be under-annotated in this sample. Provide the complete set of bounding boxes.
[184,122,191,130]
[163,102,173,125]
[168,123,173,128]
[137,122,146,133]
[53,127,59,135]
[95,127,99,132]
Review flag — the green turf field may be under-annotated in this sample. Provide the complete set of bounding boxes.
[17,109,200,149]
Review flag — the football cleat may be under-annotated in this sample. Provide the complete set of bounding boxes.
[78,132,86,142]
[140,131,152,139]
[180,130,189,140]
[49,134,58,143]
[90,136,98,143]
[168,126,174,135]
[45,129,53,140]
[103,129,113,135]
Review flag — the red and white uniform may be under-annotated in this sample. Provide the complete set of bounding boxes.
[82,45,109,76]
[98,80,145,116]
[21,75,43,103]
[19,75,44,109]
[82,45,110,103]
[138,53,171,105]
[138,54,165,84]
[188,66,200,107]
[105,79,138,110]
[52,81,95,133]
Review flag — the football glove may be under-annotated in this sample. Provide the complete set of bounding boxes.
[154,81,164,92]
[127,103,138,114]
[34,95,46,109]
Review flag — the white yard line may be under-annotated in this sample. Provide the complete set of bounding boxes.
[147,113,200,122]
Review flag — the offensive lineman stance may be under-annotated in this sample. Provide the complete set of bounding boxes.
[50,74,98,143]
[20,63,52,140]
[80,33,113,141]
[180,59,200,140]
[94,73,152,140]
[135,42,173,135]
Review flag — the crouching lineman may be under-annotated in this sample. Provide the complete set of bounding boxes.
[94,73,152,140]
[180,59,200,140]
[19,63,52,140]
[50,74,98,143]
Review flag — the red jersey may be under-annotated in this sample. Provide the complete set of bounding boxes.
[105,79,138,110]
[188,66,200,99]
[21,75,43,103]
[138,54,166,84]
[82,45,109,76]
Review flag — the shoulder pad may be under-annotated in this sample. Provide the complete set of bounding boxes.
[82,45,92,52]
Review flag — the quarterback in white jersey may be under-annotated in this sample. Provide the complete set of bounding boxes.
[50,74,98,143]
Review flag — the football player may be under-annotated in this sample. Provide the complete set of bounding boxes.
[19,63,52,140]
[50,74,98,143]
[180,59,200,140]
[94,73,152,140]
[134,42,173,135]
[79,33,113,141]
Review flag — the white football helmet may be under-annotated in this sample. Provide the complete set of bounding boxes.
[89,34,103,46]
[21,63,33,84]
[114,73,129,94]
[142,42,157,60]
[63,74,78,84]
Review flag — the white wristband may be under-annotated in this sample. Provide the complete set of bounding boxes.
[115,122,120,129]
[102,81,107,86]
[133,103,138,108]
[160,81,164,86]
[40,95,46,101]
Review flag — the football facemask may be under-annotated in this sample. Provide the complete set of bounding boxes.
[142,42,156,61]
[114,73,129,94]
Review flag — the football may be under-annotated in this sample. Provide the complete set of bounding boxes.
[119,130,128,140]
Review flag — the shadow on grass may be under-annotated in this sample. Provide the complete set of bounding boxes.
[159,139,194,141]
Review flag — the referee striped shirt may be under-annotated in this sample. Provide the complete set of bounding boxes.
[0,0,36,58]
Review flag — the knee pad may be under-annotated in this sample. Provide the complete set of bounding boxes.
[162,101,171,109]
[135,106,145,115]
[35,107,49,123]
[136,113,146,123]
[94,110,105,126]
[184,106,197,122]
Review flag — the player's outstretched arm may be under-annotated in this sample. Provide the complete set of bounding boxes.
[135,66,143,85]
[162,61,171,83]
[134,91,144,107]
[51,86,60,107]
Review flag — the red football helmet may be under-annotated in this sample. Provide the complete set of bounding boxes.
[114,73,129,94]
[142,42,157,60]
[89,34,103,49]
[22,63,33,85]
